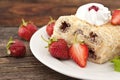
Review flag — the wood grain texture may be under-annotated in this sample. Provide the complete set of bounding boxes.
[0,0,120,27]
[0,57,78,80]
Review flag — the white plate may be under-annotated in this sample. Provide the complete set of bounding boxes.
[30,26,120,80]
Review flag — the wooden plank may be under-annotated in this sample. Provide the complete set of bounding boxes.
[0,57,78,80]
[0,0,120,27]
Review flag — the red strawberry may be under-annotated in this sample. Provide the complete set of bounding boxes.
[49,39,69,59]
[42,36,69,59]
[18,19,38,41]
[46,17,55,36]
[69,43,88,67]
[69,36,88,67]
[6,37,26,57]
[111,9,120,25]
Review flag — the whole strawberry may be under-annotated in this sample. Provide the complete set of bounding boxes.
[49,39,70,59]
[46,17,55,36]
[42,36,69,59]
[6,37,26,57]
[18,19,38,41]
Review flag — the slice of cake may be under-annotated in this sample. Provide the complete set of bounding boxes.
[51,15,120,64]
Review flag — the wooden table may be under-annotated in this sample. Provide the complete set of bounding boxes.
[0,0,119,80]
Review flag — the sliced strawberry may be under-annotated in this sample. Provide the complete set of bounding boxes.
[111,9,120,25]
[69,43,88,68]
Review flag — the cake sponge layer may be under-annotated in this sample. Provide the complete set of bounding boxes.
[52,15,120,64]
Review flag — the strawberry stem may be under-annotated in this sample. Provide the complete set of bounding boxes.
[41,35,51,48]
[80,40,85,44]
[6,37,15,54]
[50,16,53,21]
[22,18,27,26]
[73,33,85,44]
[73,33,78,43]
[48,16,55,25]
[41,35,57,48]
[41,35,49,43]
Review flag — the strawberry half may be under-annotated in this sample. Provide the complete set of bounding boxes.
[6,37,26,57]
[18,19,38,41]
[69,34,88,68]
[111,9,120,25]
[69,42,88,67]
[46,17,55,36]
[42,36,69,59]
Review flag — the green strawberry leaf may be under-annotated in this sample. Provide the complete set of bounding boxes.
[111,56,120,72]
[6,37,15,54]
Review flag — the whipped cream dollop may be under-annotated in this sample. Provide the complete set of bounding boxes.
[75,3,111,26]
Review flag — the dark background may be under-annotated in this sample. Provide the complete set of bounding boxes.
[0,0,119,27]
